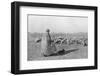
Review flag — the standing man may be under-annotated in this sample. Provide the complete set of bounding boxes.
[41,29,57,57]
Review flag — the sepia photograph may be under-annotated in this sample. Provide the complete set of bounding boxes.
[27,14,88,61]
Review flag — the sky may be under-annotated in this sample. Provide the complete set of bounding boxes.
[28,14,88,33]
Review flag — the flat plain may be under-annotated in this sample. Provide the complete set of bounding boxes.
[28,32,88,61]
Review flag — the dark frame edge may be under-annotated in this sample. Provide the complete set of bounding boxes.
[12,66,97,75]
[94,7,98,69]
[13,1,97,10]
[11,2,20,74]
[11,2,16,74]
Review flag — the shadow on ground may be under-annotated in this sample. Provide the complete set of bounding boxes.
[44,48,79,57]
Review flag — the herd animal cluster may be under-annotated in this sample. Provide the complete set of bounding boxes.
[35,37,88,46]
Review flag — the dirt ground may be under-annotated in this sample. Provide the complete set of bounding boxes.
[28,42,88,61]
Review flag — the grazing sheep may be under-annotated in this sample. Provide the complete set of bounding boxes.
[55,40,61,44]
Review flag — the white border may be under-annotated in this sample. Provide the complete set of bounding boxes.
[20,6,94,70]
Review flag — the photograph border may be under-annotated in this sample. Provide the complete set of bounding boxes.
[11,1,98,74]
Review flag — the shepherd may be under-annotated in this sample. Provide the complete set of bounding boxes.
[41,29,57,57]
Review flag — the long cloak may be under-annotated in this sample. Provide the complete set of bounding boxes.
[41,33,57,56]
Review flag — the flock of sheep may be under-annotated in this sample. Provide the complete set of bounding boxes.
[35,36,88,47]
